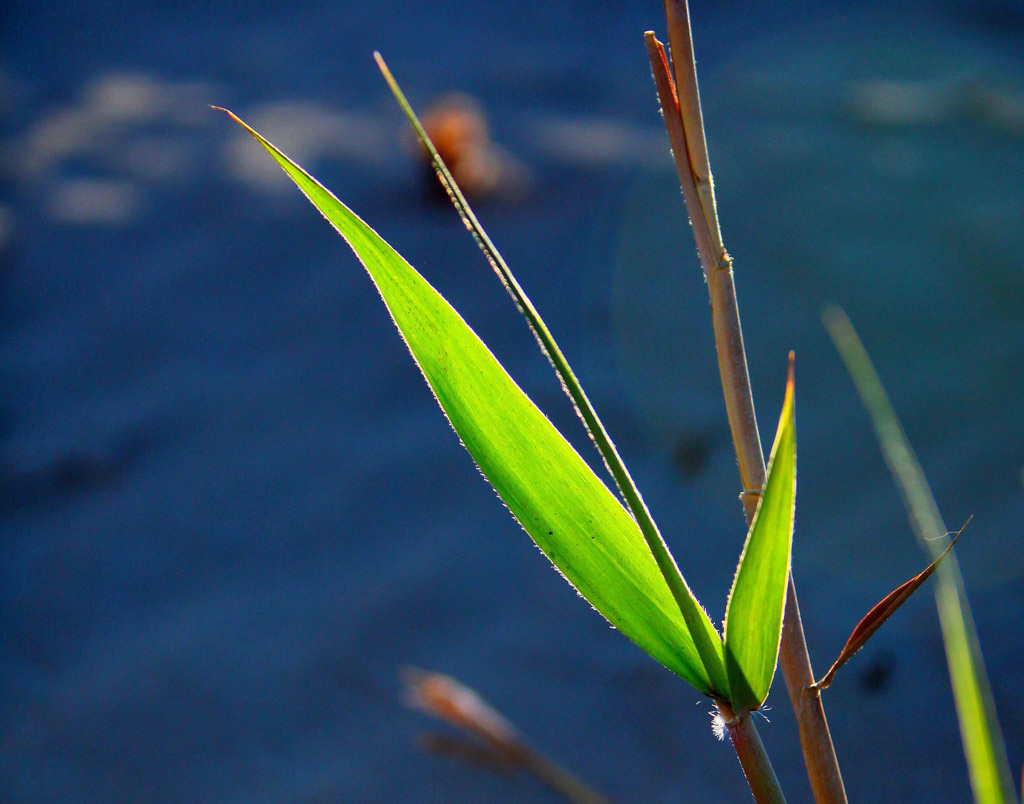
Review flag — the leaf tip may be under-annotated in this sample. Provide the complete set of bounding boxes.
[783,351,795,423]
[210,106,260,142]
[821,302,844,321]
[375,51,397,90]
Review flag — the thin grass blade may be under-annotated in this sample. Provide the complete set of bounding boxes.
[723,355,797,712]
[825,306,1016,804]
[373,56,728,696]
[813,519,969,691]
[217,108,719,694]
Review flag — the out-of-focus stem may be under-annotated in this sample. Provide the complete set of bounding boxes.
[646,7,849,803]
[519,748,616,804]
[403,669,615,804]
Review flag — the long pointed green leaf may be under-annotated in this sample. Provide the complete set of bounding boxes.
[373,55,727,696]
[825,307,1016,804]
[218,108,721,695]
[724,356,796,712]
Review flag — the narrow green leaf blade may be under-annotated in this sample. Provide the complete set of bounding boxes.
[373,56,728,697]
[825,307,1016,804]
[724,356,797,712]
[218,108,718,694]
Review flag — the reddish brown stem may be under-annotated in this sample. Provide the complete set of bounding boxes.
[720,704,788,804]
[647,6,849,803]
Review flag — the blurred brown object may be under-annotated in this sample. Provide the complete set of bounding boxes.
[418,94,531,201]
[402,668,615,804]
[402,666,524,763]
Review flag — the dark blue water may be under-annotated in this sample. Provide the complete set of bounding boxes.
[2,1,1022,802]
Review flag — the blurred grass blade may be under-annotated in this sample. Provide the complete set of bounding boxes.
[825,307,1016,804]
[417,734,516,775]
[403,668,523,760]
[404,669,616,804]
[217,107,720,694]
[723,355,796,712]
[373,55,728,695]
[813,519,969,691]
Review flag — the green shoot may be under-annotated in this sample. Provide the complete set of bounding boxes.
[825,306,1017,804]
[724,355,797,713]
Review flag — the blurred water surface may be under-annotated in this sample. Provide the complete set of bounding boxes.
[2,1,1022,802]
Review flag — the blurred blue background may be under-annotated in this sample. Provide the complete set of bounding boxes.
[2,1,1022,802]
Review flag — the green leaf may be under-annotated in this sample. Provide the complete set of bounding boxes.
[724,356,796,712]
[373,56,728,697]
[217,108,721,695]
[825,307,1017,804]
